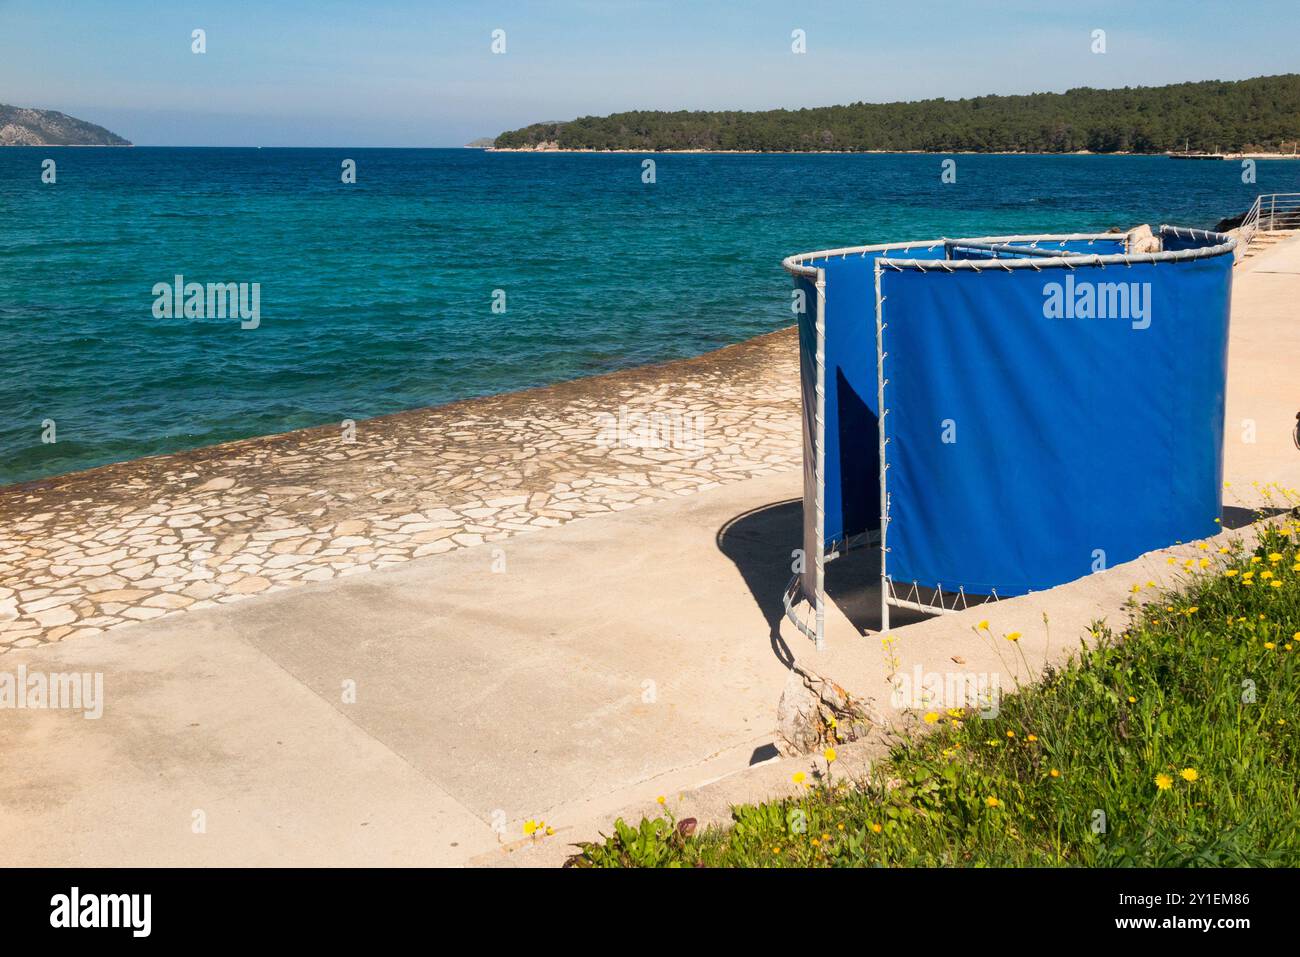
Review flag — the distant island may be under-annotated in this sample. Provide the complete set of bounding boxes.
[0,104,131,146]
[493,74,1300,154]
[463,137,497,148]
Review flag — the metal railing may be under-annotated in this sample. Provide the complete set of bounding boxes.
[1239,193,1300,250]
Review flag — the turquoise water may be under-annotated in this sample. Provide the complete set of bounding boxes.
[3,147,1297,486]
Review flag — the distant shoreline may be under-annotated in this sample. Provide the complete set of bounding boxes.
[0,143,133,148]
[488,146,1300,159]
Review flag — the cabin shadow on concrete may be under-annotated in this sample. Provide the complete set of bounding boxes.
[715,499,932,668]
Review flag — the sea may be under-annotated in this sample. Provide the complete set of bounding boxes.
[3,147,1298,486]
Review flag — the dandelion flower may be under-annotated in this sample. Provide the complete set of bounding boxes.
[985,796,1001,808]
[1269,552,1283,563]
[656,795,666,805]
[523,819,539,835]
[1224,570,1239,578]
[1128,695,1137,703]
[1180,768,1199,783]
[792,771,806,785]
[871,823,882,833]
[823,748,837,764]
[1049,768,1060,778]
[977,619,989,631]
[1006,730,1016,738]
[923,712,939,724]
[1264,642,1276,650]
[1006,631,1022,642]
[1155,773,1173,791]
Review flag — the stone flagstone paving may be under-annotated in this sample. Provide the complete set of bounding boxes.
[0,330,801,651]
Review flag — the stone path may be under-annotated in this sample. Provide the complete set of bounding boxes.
[0,330,801,651]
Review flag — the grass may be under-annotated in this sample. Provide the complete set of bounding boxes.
[570,517,1300,867]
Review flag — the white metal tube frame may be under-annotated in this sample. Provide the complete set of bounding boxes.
[780,227,1236,647]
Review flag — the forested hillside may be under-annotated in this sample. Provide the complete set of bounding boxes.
[494,74,1300,153]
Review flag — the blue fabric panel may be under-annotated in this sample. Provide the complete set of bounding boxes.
[950,239,1128,262]
[1005,238,1128,254]
[799,246,947,549]
[1160,227,1222,252]
[878,251,1233,596]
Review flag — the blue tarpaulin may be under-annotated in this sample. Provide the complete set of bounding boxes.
[785,228,1234,644]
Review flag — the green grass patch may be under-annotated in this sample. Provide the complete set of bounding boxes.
[570,520,1300,867]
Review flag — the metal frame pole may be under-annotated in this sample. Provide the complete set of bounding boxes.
[813,270,827,651]
[874,261,890,634]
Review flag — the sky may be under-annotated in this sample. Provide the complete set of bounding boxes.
[2,0,1297,147]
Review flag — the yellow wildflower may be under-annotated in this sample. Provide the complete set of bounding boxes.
[1155,773,1173,791]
